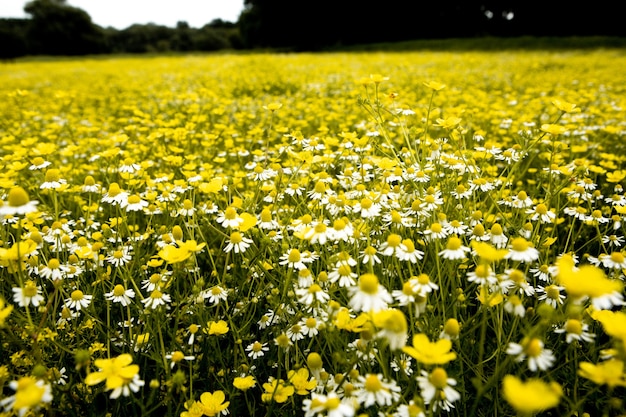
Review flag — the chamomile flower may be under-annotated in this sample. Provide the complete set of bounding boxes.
[246,341,269,359]
[416,368,461,412]
[105,284,135,306]
[12,280,44,308]
[223,231,253,253]
[296,283,330,306]
[506,337,555,372]
[356,373,401,407]
[215,206,244,229]
[554,318,595,344]
[439,236,471,260]
[203,285,229,305]
[141,289,171,309]
[0,187,39,216]
[505,237,540,262]
[64,289,93,311]
[165,351,195,369]
[0,376,53,417]
[348,273,392,313]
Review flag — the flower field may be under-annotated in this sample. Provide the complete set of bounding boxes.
[1,48,626,416]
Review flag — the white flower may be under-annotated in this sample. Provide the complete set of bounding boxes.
[223,231,253,253]
[416,368,460,412]
[105,284,135,306]
[12,281,44,308]
[506,338,555,372]
[505,237,539,262]
[141,289,171,309]
[357,373,401,407]
[348,274,392,313]
[64,289,93,311]
[246,341,269,359]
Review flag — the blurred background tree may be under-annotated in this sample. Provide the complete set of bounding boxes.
[0,0,623,58]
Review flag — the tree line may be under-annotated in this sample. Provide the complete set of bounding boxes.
[1,0,624,59]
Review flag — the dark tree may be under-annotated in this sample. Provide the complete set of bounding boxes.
[24,0,106,55]
[0,19,29,59]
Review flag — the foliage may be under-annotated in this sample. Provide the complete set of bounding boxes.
[0,49,626,416]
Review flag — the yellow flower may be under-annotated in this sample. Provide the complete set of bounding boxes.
[552,98,580,113]
[84,353,142,398]
[263,102,282,111]
[207,320,229,335]
[261,378,294,403]
[3,376,52,415]
[0,297,13,326]
[372,308,408,350]
[591,310,626,345]
[502,375,561,414]
[556,255,623,304]
[471,241,508,262]
[434,116,462,130]
[540,124,568,135]
[199,390,230,416]
[158,245,192,264]
[287,368,316,395]
[578,359,626,387]
[402,333,456,365]
[423,80,447,91]
[233,375,256,391]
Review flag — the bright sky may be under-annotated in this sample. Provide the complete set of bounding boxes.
[0,0,245,29]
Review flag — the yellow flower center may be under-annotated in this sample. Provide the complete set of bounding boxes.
[524,338,542,357]
[333,218,346,230]
[23,281,38,297]
[260,208,272,222]
[360,198,373,209]
[7,187,30,207]
[545,285,561,300]
[48,258,60,269]
[224,207,237,220]
[610,252,624,264]
[338,264,352,276]
[171,351,184,362]
[107,183,121,197]
[491,223,503,236]
[230,232,243,244]
[287,249,301,262]
[511,237,529,252]
[364,374,383,392]
[429,367,449,389]
[417,274,430,285]
[71,289,84,301]
[444,318,460,337]
[128,195,141,205]
[475,264,491,278]
[308,284,322,294]
[446,236,462,250]
[430,223,442,233]
[45,169,61,182]
[359,274,379,294]
[536,203,548,214]
[113,284,126,297]
[325,397,341,410]
[564,319,583,335]
[386,233,402,247]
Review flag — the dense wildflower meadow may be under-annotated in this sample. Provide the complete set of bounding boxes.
[1,48,626,417]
